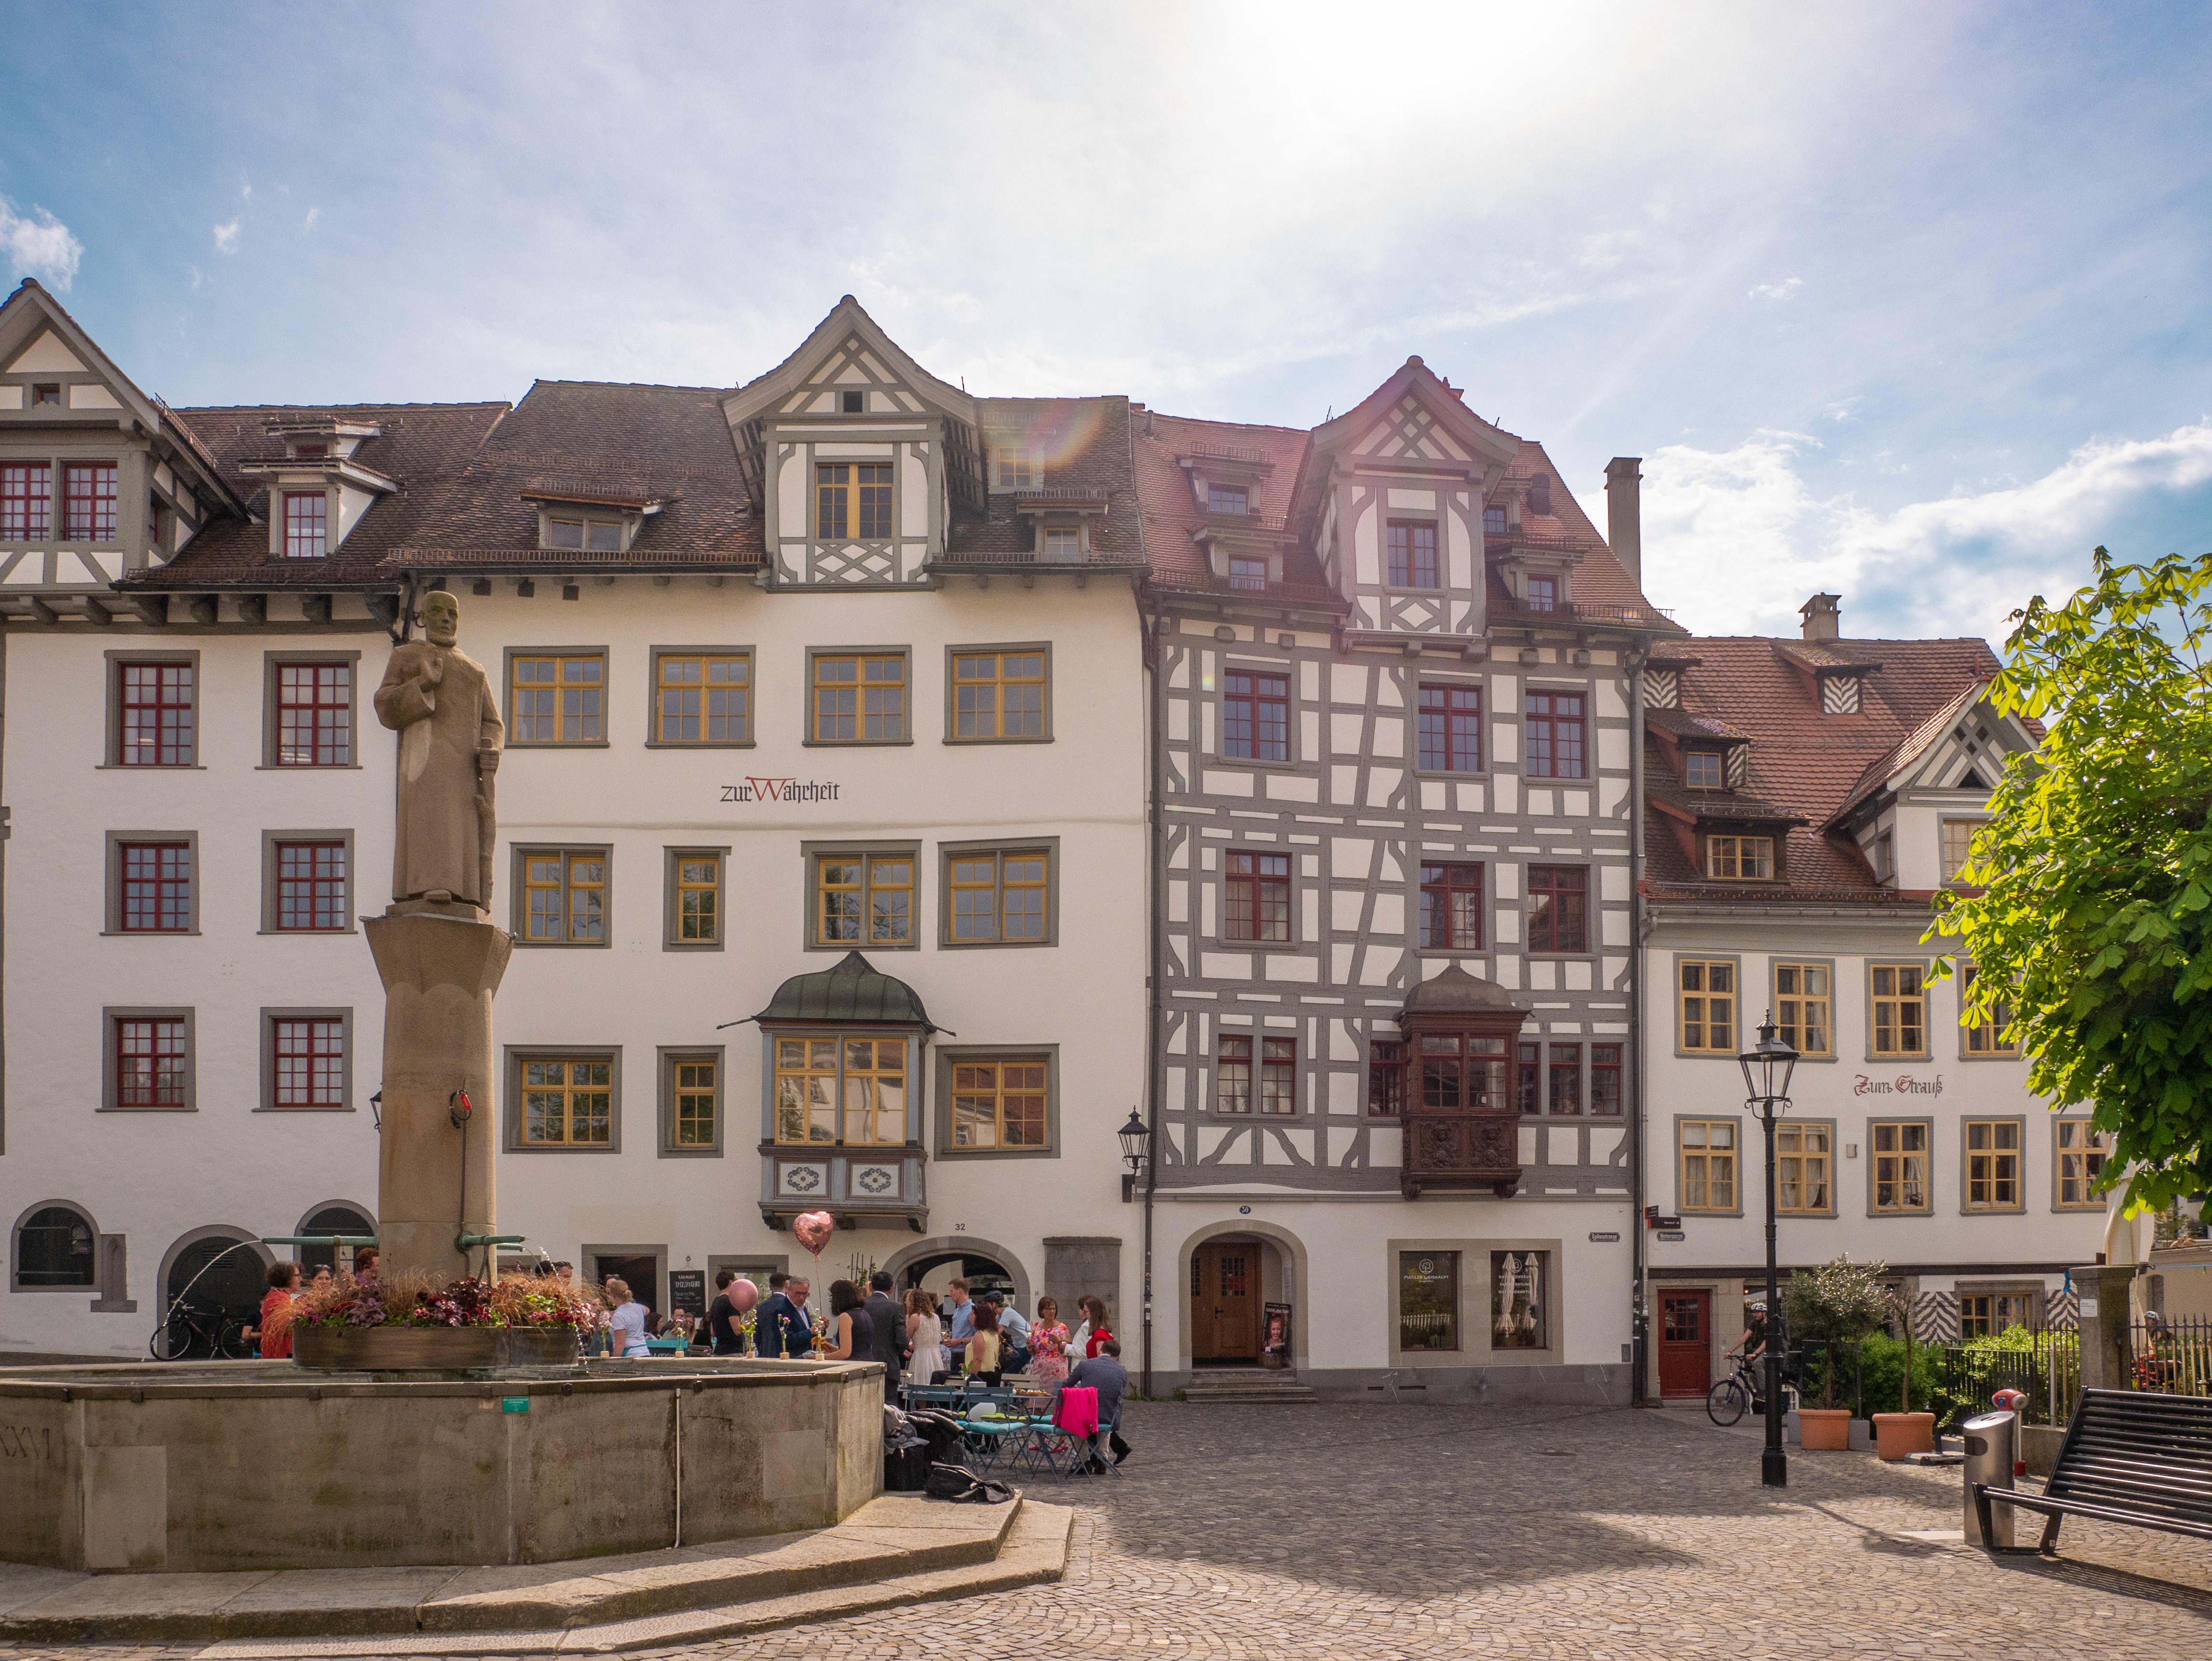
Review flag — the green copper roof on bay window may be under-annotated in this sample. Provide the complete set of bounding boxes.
[748,950,943,1030]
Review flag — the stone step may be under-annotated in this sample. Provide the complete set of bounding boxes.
[1183,1373,1317,1404]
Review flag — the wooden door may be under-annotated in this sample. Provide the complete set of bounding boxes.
[1658,1290,1712,1398]
[1192,1246,1258,1360]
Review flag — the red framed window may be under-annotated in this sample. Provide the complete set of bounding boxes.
[1526,692,1586,779]
[1216,1035,1295,1115]
[283,491,329,558]
[1367,1039,1404,1117]
[276,841,348,931]
[63,464,117,541]
[1,463,50,540]
[1386,520,1439,588]
[1591,1043,1623,1116]
[1549,1042,1583,1116]
[1222,672,1288,762]
[1417,684,1481,772]
[1527,865,1588,953]
[119,842,191,933]
[118,661,194,766]
[276,661,352,765]
[273,1018,346,1107]
[116,1018,188,1107]
[1517,1042,1541,1113]
[1419,862,1484,950]
[1525,575,1557,612]
[1224,851,1291,942]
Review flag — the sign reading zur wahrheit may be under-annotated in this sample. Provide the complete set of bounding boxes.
[720,778,843,805]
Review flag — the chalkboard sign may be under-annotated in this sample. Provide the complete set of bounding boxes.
[669,1270,707,1318]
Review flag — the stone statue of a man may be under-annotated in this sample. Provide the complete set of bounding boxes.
[373,590,503,909]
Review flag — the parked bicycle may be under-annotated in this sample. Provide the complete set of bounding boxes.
[149,1299,251,1361]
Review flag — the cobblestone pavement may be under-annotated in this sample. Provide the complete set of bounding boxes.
[5,1399,2210,1660]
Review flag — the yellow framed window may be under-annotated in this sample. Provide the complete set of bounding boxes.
[1776,1123,1831,1213]
[952,651,1047,739]
[840,1038,907,1145]
[1941,818,1981,882]
[672,1057,716,1146]
[523,850,605,943]
[510,654,604,744]
[674,856,719,943]
[812,654,906,742]
[1684,751,1723,790]
[1680,1119,1738,1211]
[774,1039,838,1144]
[815,853,912,947]
[1678,960,1736,1054]
[1962,964,2017,1055]
[816,462,892,540]
[1774,962,1831,1056]
[1870,964,1926,1055]
[1960,1293,2038,1340]
[947,848,1049,943]
[522,1057,612,1145]
[995,447,1036,489]
[656,653,749,743]
[951,1058,1049,1149]
[2055,1120,2110,1208]
[1871,1121,1929,1211]
[1965,1120,2021,1209]
[1705,835,1773,879]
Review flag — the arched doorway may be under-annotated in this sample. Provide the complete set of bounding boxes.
[294,1201,375,1279]
[158,1226,271,1359]
[11,1200,98,1291]
[1178,1220,1309,1373]
[882,1235,1031,1311]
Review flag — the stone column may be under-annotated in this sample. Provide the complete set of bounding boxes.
[2073,1263,2138,1393]
[366,908,513,1282]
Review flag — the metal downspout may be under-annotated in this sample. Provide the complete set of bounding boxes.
[1141,598,1167,1398]
[1629,649,1649,1406]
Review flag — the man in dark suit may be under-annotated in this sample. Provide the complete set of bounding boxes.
[1051,1338,1131,1473]
[757,1271,799,1358]
[863,1270,904,1401]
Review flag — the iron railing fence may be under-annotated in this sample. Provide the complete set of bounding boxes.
[2128,1316,2212,1396]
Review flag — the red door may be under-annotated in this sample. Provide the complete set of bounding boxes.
[1658,1291,1712,1398]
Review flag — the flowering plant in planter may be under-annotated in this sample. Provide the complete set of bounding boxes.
[1783,1254,1890,1411]
[271,1270,606,1338]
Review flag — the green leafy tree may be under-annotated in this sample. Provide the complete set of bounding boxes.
[1929,548,2212,1213]
[1783,1255,1891,1409]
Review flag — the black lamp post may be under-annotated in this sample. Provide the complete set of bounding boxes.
[1117,1108,1151,1204]
[1737,1011,1799,1490]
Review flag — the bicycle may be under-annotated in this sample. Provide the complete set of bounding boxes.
[1708,1348,1803,1425]
[150,1300,252,1362]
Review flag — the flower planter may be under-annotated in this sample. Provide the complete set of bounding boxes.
[1873,1411,1936,1461]
[1796,1407,1854,1450]
[293,1324,580,1371]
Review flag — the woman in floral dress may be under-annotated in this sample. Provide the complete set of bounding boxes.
[1027,1296,1073,1387]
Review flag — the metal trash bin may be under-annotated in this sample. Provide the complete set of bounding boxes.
[1962,1408,2017,1547]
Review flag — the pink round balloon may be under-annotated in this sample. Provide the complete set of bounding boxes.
[793,1211,835,1258]
[728,1278,759,1316]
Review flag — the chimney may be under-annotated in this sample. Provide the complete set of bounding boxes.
[1604,457,1642,586]
[1801,593,1842,642]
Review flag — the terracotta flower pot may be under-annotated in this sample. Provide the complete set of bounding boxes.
[1797,1407,1854,1450]
[1872,1411,1936,1461]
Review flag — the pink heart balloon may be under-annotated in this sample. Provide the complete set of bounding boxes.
[728,1279,759,1315]
[793,1211,835,1258]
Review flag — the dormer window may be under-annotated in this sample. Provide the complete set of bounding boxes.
[1684,751,1723,790]
[840,390,864,414]
[293,442,328,460]
[1044,527,1081,562]
[817,463,891,540]
[1227,556,1267,592]
[995,447,1036,489]
[1706,835,1774,880]
[1484,506,1506,535]
[548,515,623,553]
[1525,575,1557,612]
[1208,483,1249,516]
[1526,473,1553,515]
[283,491,328,559]
[1387,521,1439,589]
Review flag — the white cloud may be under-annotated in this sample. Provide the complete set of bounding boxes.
[0,200,84,291]
[1748,277,1803,300]
[213,219,241,254]
[1641,422,2212,639]
[303,207,319,231]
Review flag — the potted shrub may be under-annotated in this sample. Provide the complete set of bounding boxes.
[1783,1254,1888,1451]
[1869,1288,1936,1459]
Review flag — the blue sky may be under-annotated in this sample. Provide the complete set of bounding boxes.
[3,2,2208,642]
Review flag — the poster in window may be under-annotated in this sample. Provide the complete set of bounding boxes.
[1492,1251,1547,1350]
[1398,1252,1459,1351]
[1261,1301,1292,1365]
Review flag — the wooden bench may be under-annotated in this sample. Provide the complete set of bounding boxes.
[1975,1388,2212,1553]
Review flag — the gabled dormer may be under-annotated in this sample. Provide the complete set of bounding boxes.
[722,295,979,588]
[518,481,662,554]
[1294,355,1518,637]
[237,414,396,560]
[0,279,240,614]
[1826,680,2040,889]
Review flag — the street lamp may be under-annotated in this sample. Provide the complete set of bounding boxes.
[1738,1011,1799,1490]
[1117,1108,1151,1203]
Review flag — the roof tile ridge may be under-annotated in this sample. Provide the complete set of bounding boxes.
[530,378,731,393]
[1143,410,1317,438]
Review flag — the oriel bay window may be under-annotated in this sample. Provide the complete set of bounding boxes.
[1216,1035,1295,1115]
[945,846,1050,945]
[520,849,607,945]
[813,850,914,948]
[1417,685,1481,773]
[950,648,1047,740]
[1680,1120,1738,1211]
[510,654,605,745]
[812,652,907,742]
[774,1038,907,1145]
[1678,960,1736,1054]
[1222,671,1288,762]
[1224,851,1291,942]
[1525,693,1585,779]
[1422,1033,1506,1109]
[1870,964,1928,1057]
[654,652,750,744]
[816,462,893,540]
[1419,862,1483,950]
[1526,866,1587,953]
